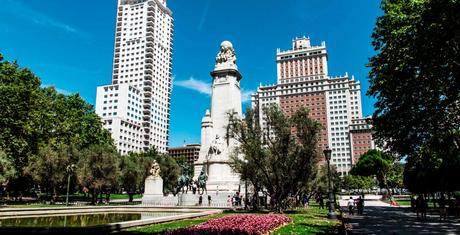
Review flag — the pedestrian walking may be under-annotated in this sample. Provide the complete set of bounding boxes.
[302,195,309,208]
[226,195,232,207]
[416,195,427,220]
[439,195,447,221]
[208,195,212,207]
[319,195,324,209]
[198,195,203,206]
[357,196,364,215]
[347,197,355,215]
[410,195,416,212]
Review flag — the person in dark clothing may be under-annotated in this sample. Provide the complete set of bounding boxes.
[410,195,416,212]
[208,195,212,207]
[439,195,447,221]
[356,196,364,215]
[198,195,203,206]
[319,196,324,209]
[416,195,427,220]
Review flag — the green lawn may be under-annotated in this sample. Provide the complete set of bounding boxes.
[110,194,142,200]
[117,207,339,235]
[273,208,340,235]
[382,199,434,207]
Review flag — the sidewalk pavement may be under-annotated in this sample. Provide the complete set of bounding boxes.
[339,199,460,234]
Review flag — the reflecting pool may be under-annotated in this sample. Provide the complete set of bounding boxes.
[0,212,180,227]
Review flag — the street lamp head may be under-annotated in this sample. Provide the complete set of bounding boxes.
[323,146,332,161]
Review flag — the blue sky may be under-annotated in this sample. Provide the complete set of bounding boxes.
[0,0,382,147]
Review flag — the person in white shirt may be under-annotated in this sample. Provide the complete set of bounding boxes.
[347,197,355,215]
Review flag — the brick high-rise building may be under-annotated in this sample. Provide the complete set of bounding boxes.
[168,144,201,166]
[95,0,173,155]
[252,36,371,175]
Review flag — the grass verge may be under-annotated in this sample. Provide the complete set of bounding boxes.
[273,207,340,235]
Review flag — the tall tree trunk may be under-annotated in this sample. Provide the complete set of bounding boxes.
[91,189,96,205]
[52,186,58,203]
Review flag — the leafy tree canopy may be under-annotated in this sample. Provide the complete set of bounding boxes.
[350,150,395,194]
[367,0,460,156]
[228,106,321,211]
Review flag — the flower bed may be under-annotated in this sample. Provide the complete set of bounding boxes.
[160,214,291,235]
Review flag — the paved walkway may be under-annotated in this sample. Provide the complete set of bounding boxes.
[339,199,460,234]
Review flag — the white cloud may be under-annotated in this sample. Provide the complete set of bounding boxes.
[197,0,211,31]
[174,76,254,103]
[4,0,79,34]
[241,89,255,103]
[175,76,212,95]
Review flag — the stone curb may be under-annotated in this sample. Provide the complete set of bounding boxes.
[0,208,223,235]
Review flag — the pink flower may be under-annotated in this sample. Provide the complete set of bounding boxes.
[160,214,291,235]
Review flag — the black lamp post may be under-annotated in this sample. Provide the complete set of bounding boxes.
[243,159,249,210]
[323,146,337,219]
[65,164,75,207]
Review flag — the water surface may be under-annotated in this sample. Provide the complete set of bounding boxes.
[0,212,180,227]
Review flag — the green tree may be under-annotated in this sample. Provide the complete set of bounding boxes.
[76,144,120,205]
[154,154,180,195]
[119,153,143,202]
[0,53,114,198]
[387,162,404,190]
[228,106,321,211]
[341,175,376,192]
[0,150,16,196]
[304,164,341,196]
[367,0,460,156]
[404,130,460,193]
[350,150,394,195]
[0,54,43,194]
[25,143,78,201]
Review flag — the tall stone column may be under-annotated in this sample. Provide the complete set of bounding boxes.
[195,41,243,193]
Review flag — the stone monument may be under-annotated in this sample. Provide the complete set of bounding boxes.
[193,41,243,193]
[143,160,163,200]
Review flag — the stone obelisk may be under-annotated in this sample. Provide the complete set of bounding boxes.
[194,41,242,193]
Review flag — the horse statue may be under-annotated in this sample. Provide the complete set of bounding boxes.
[176,174,190,194]
[176,162,192,194]
[196,169,208,195]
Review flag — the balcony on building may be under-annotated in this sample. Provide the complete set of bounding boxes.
[146,35,154,43]
[144,86,152,92]
[143,101,151,109]
[145,74,153,81]
[145,63,153,69]
[147,17,154,26]
[144,80,153,87]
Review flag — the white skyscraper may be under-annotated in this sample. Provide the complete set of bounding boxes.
[96,0,173,154]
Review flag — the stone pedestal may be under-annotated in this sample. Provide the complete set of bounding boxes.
[144,176,163,195]
[142,176,164,205]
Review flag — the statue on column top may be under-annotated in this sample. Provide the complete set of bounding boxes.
[215,41,237,69]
